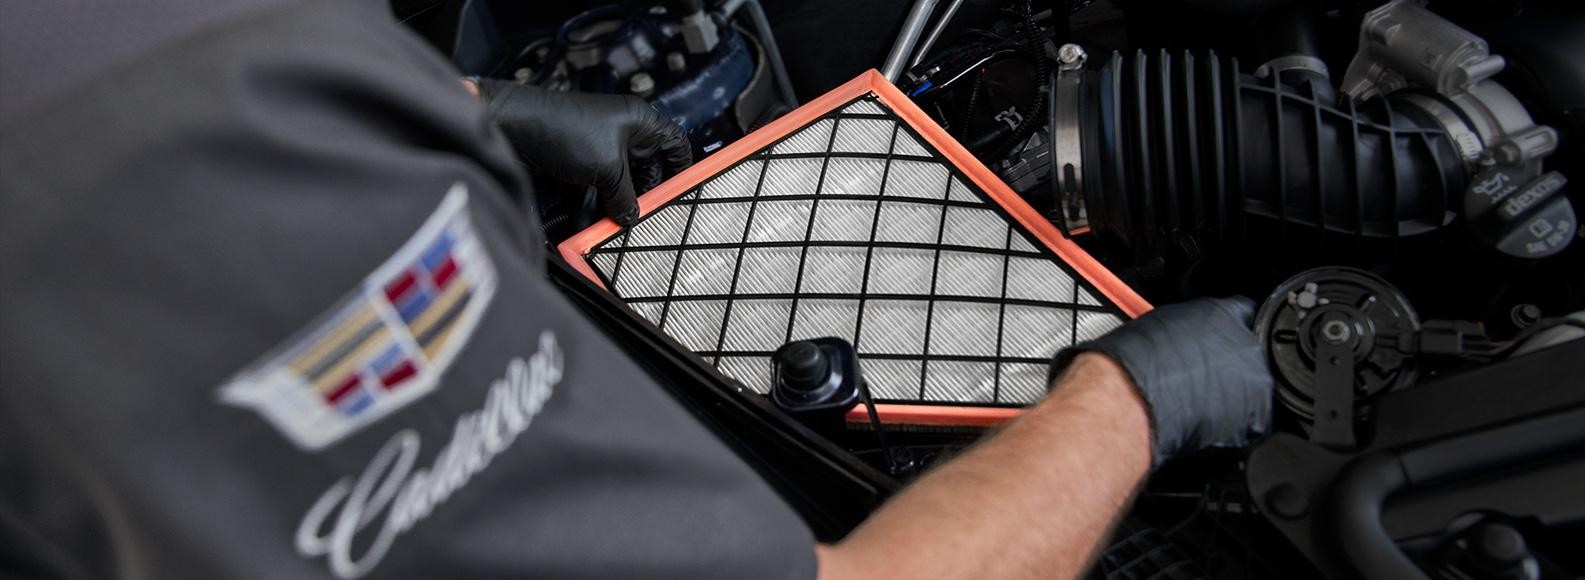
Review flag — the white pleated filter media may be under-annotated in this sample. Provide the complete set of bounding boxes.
[584,96,1126,407]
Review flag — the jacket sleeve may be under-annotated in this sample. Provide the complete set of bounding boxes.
[0,2,816,579]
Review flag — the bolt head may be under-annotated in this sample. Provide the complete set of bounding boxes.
[1057,43,1087,65]
[629,72,655,95]
[1291,283,1320,309]
[1321,319,1353,344]
[1511,304,1543,328]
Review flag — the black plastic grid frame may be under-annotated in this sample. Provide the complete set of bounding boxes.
[583,95,1127,407]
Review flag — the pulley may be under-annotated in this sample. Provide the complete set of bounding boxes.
[1254,267,1419,447]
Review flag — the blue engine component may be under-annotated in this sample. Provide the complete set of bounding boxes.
[507,1,789,240]
[532,3,773,159]
[651,32,755,156]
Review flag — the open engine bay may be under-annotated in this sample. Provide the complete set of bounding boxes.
[398,0,1584,578]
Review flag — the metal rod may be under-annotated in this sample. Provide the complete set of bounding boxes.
[910,0,966,68]
[881,0,941,81]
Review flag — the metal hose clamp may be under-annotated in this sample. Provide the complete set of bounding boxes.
[1051,44,1088,229]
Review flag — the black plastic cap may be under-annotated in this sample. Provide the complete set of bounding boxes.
[776,341,830,392]
[1473,523,1528,568]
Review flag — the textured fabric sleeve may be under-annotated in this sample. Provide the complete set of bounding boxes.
[0,1,816,579]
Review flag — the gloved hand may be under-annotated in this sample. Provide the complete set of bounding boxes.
[476,79,692,226]
[1051,296,1274,467]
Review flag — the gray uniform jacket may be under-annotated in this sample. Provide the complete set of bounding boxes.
[0,0,817,578]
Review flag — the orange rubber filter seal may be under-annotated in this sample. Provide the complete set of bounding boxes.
[559,70,1150,427]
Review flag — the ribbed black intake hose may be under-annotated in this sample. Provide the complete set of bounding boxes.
[1070,50,1470,265]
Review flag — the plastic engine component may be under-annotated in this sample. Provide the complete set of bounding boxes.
[772,338,861,414]
[1254,267,1420,429]
[1065,50,1469,266]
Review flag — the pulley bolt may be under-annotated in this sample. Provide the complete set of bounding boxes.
[1321,319,1352,344]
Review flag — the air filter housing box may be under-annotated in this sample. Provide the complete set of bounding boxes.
[561,70,1150,425]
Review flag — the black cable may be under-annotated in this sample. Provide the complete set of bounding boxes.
[983,0,1050,160]
[958,72,985,141]
[856,378,904,475]
[1416,316,1585,362]
[1492,317,1585,358]
[911,0,1051,158]
[930,49,1023,95]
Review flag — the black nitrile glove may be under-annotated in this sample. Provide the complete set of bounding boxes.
[1051,296,1274,467]
[477,79,692,226]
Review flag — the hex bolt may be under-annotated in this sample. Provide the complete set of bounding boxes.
[1057,44,1087,70]
[1321,319,1352,344]
[629,72,656,96]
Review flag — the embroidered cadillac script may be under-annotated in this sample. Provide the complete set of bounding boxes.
[296,332,563,579]
[218,184,498,450]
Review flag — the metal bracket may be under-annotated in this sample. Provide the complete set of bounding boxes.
[1312,330,1358,448]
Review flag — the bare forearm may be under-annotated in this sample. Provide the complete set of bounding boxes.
[817,353,1151,579]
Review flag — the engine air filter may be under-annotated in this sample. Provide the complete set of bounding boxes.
[560,70,1150,426]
